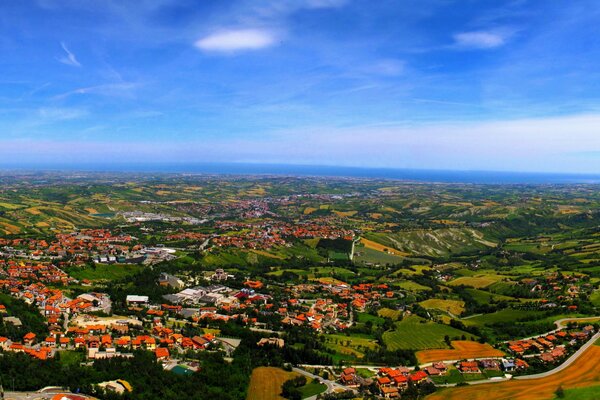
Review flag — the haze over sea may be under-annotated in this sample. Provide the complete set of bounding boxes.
[4,163,600,184]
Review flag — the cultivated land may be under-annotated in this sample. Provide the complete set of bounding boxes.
[247,367,298,400]
[383,316,476,350]
[427,343,600,400]
[416,341,505,363]
[0,173,598,399]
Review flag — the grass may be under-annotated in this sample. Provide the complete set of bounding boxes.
[462,309,544,327]
[590,290,600,307]
[298,380,327,399]
[324,333,379,360]
[465,288,516,305]
[556,385,600,400]
[67,263,144,281]
[57,350,85,366]
[246,367,299,400]
[419,299,465,315]
[353,246,405,265]
[383,316,475,351]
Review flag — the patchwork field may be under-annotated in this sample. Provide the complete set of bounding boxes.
[246,367,298,400]
[448,274,506,289]
[360,237,410,256]
[426,343,600,400]
[416,341,504,363]
[420,299,466,315]
[383,316,475,350]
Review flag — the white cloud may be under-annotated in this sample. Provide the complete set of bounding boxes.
[38,107,87,121]
[453,31,506,49]
[195,29,276,52]
[58,42,81,67]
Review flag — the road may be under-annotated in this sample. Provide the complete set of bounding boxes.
[292,367,355,400]
[514,329,600,380]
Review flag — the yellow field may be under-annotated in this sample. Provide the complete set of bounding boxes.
[427,344,600,400]
[448,275,504,289]
[419,299,465,315]
[333,210,357,217]
[417,341,504,363]
[0,222,21,234]
[25,207,42,215]
[378,308,402,320]
[360,238,410,256]
[250,250,284,259]
[304,207,317,215]
[85,207,98,214]
[247,367,299,400]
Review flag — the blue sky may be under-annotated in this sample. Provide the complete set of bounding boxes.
[1,0,600,172]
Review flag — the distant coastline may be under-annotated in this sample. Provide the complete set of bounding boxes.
[0,162,599,184]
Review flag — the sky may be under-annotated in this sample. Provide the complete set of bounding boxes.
[1,0,600,173]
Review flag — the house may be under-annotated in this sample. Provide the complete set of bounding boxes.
[23,332,36,345]
[339,367,359,388]
[501,359,515,372]
[479,359,501,371]
[458,361,480,373]
[155,347,170,360]
[381,386,400,398]
[125,295,149,305]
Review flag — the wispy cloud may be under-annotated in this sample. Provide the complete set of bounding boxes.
[453,31,507,49]
[58,42,81,67]
[54,82,139,100]
[195,29,277,52]
[38,107,88,121]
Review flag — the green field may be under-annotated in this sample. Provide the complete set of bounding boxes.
[393,280,432,292]
[67,263,145,281]
[383,316,475,350]
[465,288,516,305]
[555,385,600,400]
[463,309,545,327]
[378,308,402,320]
[299,380,327,399]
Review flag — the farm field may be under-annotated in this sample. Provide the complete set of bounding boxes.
[383,316,475,350]
[419,299,466,315]
[246,367,298,400]
[378,308,402,320]
[426,343,600,400]
[416,341,504,363]
[394,280,432,292]
[359,238,410,256]
[448,273,507,289]
[463,309,545,327]
[324,333,379,360]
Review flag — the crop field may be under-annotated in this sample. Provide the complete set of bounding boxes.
[393,280,432,292]
[463,309,545,327]
[465,288,516,304]
[378,308,402,320]
[383,316,475,350]
[360,238,410,256]
[416,341,504,363]
[353,246,405,265]
[448,274,507,289]
[246,367,299,400]
[324,333,379,360]
[419,299,465,315]
[364,228,496,257]
[426,343,600,400]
